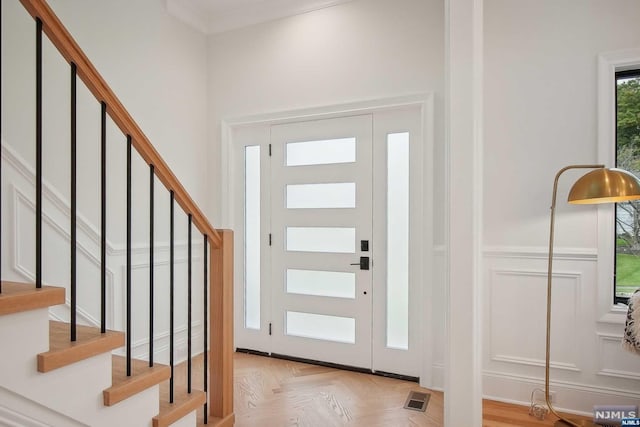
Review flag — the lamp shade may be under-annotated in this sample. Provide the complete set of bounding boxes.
[568,167,640,204]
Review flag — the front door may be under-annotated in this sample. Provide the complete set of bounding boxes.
[270,115,373,368]
[232,103,425,378]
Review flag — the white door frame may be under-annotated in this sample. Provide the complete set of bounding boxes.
[220,93,435,386]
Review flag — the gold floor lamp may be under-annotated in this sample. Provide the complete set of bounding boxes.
[546,165,640,427]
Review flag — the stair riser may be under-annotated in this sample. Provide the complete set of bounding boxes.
[0,310,161,426]
[92,387,159,427]
[0,309,50,382]
[3,350,112,423]
[167,412,196,427]
[0,382,160,427]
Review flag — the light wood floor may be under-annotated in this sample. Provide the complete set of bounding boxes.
[230,352,591,427]
[172,352,590,426]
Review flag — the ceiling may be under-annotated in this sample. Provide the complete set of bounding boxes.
[166,0,357,34]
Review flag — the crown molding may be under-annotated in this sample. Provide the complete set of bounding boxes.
[166,0,357,34]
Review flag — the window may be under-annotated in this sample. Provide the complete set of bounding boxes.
[615,69,640,304]
[386,132,409,350]
[245,146,261,329]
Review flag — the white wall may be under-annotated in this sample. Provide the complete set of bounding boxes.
[47,0,211,219]
[207,0,445,226]
[483,0,640,412]
[1,0,208,363]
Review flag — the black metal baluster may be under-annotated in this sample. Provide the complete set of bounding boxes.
[70,63,77,342]
[170,190,175,403]
[126,135,132,376]
[187,214,192,394]
[36,18,42,289]
[149,165,155,367]
[101,102,106,334]
[203,234,208,424]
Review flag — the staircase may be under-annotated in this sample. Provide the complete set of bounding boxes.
[0,282,205,426]
[0,0,234,426]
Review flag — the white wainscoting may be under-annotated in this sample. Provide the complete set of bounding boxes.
[0,386,87,427]
[597,333,640,381]
[488,267,582,373]
[2,142,205,365]
[482,246,640,414]
[13,184,116,328]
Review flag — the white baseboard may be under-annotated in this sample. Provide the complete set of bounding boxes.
[430,363,444,391]
[483,370,640,416]
[428,364,640,416]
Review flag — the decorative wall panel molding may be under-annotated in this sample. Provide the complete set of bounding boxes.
[3,140,206,359]
[488,268,582,372]
[484,245,597,261]
[483,247,638,412]
[483,370,640,416]
[2,142,202,256]
[0,386,86,427]
[129,327,204,366]
[13,186,116,328]
[596,333,640,381]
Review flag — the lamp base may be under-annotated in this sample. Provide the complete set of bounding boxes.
[553,419,596,427]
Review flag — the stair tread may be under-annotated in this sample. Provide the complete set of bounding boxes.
[0,281,65,315]
[104,355,171,406]
[153,387,206,427]
[38,321,124,373]
[196,413,234,427]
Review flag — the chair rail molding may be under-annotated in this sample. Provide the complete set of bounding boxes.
[483,245,597,261]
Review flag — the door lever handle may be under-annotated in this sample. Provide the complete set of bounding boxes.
[350,256,370,270]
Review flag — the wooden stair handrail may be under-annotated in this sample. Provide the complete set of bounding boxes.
[18,0,221,248]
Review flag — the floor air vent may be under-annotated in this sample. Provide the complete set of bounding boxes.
[404,391,430,412]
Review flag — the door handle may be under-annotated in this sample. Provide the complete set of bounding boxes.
[350,256,370,270]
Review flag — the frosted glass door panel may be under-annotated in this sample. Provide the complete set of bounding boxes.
[286,138,356,166]
[270,114,373,369]
[286,311,356,343]
[386,133,409,349]
[286,227,355,253]
[286,183,356,209]
[287,269,356,299]
[245,146,261,330]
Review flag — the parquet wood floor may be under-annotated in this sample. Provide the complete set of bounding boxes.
[178,352,590,426]
[231,352,591,427]
[234,352,442,427]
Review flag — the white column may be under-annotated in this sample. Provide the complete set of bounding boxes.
[444,0,483,426]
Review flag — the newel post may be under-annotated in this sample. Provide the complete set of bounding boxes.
[210,229,234,424]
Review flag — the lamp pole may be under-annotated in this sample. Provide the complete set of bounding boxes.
[546,164,604,427]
